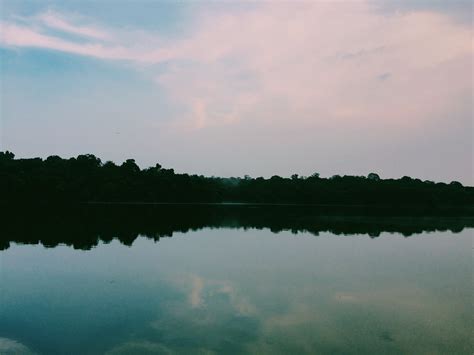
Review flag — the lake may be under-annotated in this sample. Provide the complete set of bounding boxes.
[0,206,472,354]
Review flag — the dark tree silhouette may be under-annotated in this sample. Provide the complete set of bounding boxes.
[0,151,472,207]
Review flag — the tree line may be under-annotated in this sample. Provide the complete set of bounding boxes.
[0,151,472,206]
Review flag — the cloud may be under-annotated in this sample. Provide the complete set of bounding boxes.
[1,3,471,181]
[0,11,175,63]
[36,10,111,40]
[1,22,118,59]
[158,2,471,131]
[371,0,473,25]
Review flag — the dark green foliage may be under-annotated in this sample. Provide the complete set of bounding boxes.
[0,151,472,206]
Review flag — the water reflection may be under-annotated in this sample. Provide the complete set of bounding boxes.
[0,205,472,250]
[0,338,35,355]
[0,206,472,354]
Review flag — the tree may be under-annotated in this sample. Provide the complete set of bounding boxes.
[0,151,15,161]
[367,173,380,181]
[76,154,102,168]
[121,159,140,174]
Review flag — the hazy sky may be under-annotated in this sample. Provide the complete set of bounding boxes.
[0,0,472,183]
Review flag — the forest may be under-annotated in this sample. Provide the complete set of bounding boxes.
[0,151,472,206]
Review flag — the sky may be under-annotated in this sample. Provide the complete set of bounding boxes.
[0,0,472,184]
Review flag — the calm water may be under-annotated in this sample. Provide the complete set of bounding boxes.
[0,210,472,354]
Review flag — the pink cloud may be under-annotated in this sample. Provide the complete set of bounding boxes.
[155,2,471,132]
[1,3,471,183]
[1,3,471,134]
